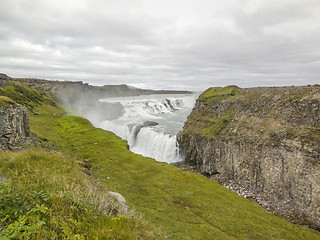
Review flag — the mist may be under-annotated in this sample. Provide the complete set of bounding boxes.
[55,87,123,127]
[55,85,198,163]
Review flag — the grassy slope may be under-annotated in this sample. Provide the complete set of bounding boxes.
[29,97,320,239]
[1,84,320,239]
[0,84,56,110]
[0,150,160,239]
[0,96,17,108]
[0,85,163,239]
[182,86,239,140]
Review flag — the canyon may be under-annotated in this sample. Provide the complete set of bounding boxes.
[1,73,319,236]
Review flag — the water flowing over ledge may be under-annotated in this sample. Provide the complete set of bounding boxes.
[95,94,198,163]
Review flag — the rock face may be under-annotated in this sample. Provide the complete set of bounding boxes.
[0,73,11,88]
[178,85,320,229]
[0,99,32,150]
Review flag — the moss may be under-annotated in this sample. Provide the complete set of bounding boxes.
[182,86,239,140]
[184,113,233,140]
[198,85,239,102]
[0,84,56,110]
[0,96,17,108]
[200,114,233,139]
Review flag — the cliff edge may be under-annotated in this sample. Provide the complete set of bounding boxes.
[177,85,320,229]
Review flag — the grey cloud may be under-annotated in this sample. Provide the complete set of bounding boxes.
[0,0,320,91]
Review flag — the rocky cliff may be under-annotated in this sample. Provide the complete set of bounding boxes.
[0,96,33,150]
[177,85,320,229]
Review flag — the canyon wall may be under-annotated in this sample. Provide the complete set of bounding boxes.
[177,85,320,229]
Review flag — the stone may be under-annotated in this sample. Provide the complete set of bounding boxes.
[0,103,34,150]
[107,191,128,213]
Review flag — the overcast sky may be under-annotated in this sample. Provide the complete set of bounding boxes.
[1,0,320,90]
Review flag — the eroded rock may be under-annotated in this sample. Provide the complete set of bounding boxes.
[0,101,34,150]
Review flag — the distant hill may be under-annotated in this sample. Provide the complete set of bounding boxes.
[0,73,192,98]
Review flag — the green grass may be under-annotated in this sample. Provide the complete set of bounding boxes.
[26,100,320,239]
[198,85,239,102]
[184,113,233,139]
[182,86,238,140]
[0,84,56,110]
[0,96,17,108]
[1,84,320,239]
[0,150,161,239]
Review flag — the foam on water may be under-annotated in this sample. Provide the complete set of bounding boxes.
[95,93,197,163]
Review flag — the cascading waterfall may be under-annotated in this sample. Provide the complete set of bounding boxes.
[95,94,197,163]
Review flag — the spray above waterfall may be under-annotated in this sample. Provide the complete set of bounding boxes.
[94,94,198,163]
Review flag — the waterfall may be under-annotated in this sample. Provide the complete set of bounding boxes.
[95,94,197,163]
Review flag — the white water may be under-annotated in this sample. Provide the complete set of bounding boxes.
[95,93,197,163]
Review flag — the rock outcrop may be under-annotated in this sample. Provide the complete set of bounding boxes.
[107,191,129,214]
[0,73,11,88]
[0,96,33,150]
[178,85,320,229]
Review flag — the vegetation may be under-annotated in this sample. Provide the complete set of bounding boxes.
[183,85,320,144]
[0,84,56,110]
[1,83,320,239]
[0,151,157,239]
[182,86,238,140]
[184,113,233,140]
[198,85,239,102]
[0,96,17,108]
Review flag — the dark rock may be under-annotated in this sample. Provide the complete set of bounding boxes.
[131,121,159,140]
[143,121,159,127]
[0,103,35,150]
